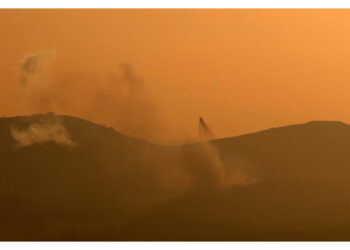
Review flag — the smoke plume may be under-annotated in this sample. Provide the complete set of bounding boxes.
[11,115,74,148]
[16,50,161,141]
[18,50,55,86]
[181,141,258,190]
[13,50,258,196]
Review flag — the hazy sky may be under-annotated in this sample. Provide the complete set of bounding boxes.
[1,9,350,142]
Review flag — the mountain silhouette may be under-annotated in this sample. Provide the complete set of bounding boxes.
[1,113,350,240]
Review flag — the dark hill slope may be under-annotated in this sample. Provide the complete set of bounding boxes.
[1,114,350,240]
[0,113,166,239]
[112,178,350,241]
[212,121,350,180]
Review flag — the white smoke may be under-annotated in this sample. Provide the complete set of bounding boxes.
[11,115,74,148]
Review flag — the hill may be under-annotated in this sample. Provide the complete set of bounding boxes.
[1,114,350,240]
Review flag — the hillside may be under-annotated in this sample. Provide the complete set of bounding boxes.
[1,114,350,240]
[213,121,350,180]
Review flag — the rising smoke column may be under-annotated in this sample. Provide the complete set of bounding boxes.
[18,50,55,86]
[13,51,75,148]
[111,63,160,140]
[17,50,56,114]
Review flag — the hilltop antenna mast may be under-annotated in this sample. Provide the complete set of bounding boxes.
[198,116,214,141]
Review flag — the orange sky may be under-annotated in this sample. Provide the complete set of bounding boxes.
[1,9,350,143]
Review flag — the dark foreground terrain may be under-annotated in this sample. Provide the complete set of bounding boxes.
[1,113,350,240]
